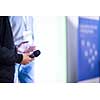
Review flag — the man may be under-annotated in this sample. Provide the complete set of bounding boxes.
[9,16,35,83]
[0,16,33,83]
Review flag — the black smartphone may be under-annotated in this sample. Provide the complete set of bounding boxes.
[29,50,41,58]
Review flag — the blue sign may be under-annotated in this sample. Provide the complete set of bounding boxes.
[78,17,100,81]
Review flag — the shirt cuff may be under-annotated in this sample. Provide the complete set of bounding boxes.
[16,54,23,63]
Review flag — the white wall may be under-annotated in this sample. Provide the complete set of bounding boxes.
[33,16,66,82]
[67,16,78,82]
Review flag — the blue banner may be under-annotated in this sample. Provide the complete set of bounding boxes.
[78,17,100,81]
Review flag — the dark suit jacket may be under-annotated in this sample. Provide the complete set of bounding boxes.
[0,16,23,83]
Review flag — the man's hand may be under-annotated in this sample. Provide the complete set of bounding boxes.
[23,46,36,53]
[17,41,36,53]
[21,53,34,65]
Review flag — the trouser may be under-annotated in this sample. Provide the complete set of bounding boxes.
[14,61,34,83]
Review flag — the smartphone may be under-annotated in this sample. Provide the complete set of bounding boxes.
[29,50,41,58]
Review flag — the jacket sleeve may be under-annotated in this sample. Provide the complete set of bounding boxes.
[0,46,23,65]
